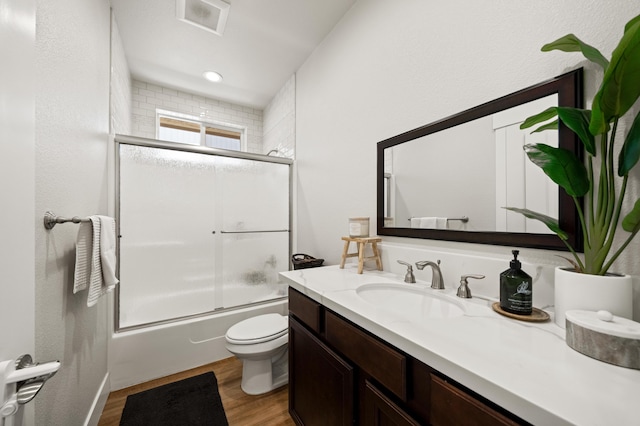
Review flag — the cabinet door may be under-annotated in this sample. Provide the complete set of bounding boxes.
[430,375,521,426]
[289,317,354,426]
[363,380,421,426]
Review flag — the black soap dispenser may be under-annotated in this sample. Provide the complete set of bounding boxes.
[500,250,532,315]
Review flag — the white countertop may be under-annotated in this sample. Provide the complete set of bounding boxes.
[280,265,640,426]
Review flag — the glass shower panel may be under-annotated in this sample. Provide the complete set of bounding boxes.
[216,157,290,309]
[119,145,217,328]
[217,157,289,232]
[220,231,289,309]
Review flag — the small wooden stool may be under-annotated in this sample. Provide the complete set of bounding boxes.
[339,236,383,274]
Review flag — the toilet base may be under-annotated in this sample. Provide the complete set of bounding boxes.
[240,347,288,395]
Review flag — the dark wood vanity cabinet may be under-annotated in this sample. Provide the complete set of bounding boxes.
[289,317,354,425]
[288,287,527,426]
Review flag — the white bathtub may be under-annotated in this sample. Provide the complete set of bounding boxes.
[108,296,288,390]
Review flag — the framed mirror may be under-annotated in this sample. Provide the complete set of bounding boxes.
[376,68,583,251]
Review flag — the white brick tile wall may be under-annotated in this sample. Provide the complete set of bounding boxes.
[263,74,296,158]
[131,80,266,153]
[110,17,131,135]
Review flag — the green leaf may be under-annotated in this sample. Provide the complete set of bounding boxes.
[520,107,557,130]
[531,120,558,133]
[521,107,595,155]
[542,34,609,70]
[590,17,640,135]
[503,207,569,240]
[625,14,640,34]
[557,107,595,156]
[555,255,583,273]
[622,198,640,233]
[619,110,640,176]
[524,144,589,197]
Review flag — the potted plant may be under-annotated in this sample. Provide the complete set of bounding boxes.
[506,14,640,326]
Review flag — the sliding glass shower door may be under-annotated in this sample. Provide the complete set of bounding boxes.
[217,157,290,308]
[117,140,290,329]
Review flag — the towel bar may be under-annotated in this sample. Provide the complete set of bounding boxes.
[448,216,469,223]
[43,211,90,230]
[407,216,469,223]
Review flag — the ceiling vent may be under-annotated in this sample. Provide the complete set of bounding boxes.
[176,0,230,36]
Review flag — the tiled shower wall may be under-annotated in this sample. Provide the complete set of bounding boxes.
[110,15,131,135]
[130,80,264,153]
[263,75,295,158]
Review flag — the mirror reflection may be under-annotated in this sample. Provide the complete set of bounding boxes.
[377,69,583,251]
[384,94,558,233]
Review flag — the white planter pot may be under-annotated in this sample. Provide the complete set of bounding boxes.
[554,267,633,328]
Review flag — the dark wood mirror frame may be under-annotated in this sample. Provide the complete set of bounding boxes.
[376,68,584,251]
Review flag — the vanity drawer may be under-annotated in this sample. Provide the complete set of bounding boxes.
[430,374,520,426]
[324,310,407,401]
[288,287,322,333]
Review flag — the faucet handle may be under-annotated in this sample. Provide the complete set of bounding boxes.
[397,260,415,283]
[457,274,485,298]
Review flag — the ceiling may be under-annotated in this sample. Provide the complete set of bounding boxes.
[110,0,356,109]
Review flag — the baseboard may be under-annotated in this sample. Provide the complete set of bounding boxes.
[85,372,110,426]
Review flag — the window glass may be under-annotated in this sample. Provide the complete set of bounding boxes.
[205,126,241,150]
[157,114,244,151]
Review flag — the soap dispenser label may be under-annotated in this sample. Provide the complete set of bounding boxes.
[515,282,532,296]
[506,281,532,313]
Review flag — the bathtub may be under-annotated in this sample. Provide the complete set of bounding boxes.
[108,295,288,390]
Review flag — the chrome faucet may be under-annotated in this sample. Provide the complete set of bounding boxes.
[415,260,444,289]
[397,260,416,283]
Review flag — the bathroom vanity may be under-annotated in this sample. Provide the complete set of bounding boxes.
[280,265,640,426]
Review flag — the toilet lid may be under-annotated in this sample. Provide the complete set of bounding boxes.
[226,313,288,345]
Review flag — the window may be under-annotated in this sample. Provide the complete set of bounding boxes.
[157,112,244,151]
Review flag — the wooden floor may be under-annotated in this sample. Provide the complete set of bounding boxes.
[98,357,296,426]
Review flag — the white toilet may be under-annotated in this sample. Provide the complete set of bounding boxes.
[225,313,289,395]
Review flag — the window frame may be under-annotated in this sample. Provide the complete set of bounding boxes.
[155,109,247,152]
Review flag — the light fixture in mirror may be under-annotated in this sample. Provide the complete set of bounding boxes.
[376,69,583,251]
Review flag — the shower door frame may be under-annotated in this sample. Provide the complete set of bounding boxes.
[113,134,293,332]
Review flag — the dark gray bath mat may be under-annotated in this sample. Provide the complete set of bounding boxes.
[119,372,229,426]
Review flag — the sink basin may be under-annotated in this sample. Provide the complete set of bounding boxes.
[356,283,465,321]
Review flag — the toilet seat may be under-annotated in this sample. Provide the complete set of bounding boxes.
[226,313,288,345]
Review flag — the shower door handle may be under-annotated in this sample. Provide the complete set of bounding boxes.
[220,230,289,234]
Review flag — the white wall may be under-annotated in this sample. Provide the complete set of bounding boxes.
[0,0,36,423]
[295,1,640,305]
[131,80,264,153]
[35,0,111,425]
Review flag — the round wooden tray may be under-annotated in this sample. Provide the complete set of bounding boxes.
[491,302,550,322]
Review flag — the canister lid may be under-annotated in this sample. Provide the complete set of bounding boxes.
[566,310,640,340]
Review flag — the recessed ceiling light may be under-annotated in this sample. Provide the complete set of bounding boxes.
[203,71,223,82]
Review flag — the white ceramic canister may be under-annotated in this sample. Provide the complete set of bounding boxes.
[349,217,370,238]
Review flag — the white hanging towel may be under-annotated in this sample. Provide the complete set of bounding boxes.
[73,215,119,307]
[419,217,448,229]
[73,220,93,294]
